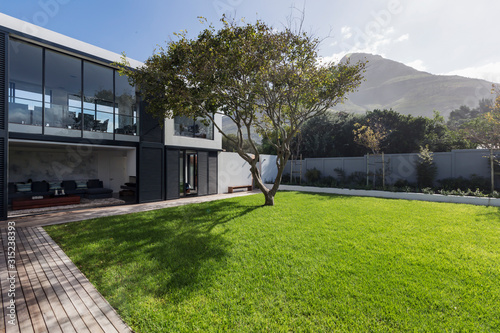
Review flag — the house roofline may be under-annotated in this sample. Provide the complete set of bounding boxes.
[0,12,143,68]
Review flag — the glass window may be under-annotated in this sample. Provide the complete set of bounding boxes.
[83,61,114,133]
[194,117,214,139]
[174,116,213,140]
[8,40,44,130]
[44,50,82,130]
[115,72,138,136]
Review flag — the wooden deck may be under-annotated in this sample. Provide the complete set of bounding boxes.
[0,226,132,333]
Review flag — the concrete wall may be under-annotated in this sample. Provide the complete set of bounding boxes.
[217,152,278,193]
[218,152,252,193]
[218,149,494,193]
[285,149,493,185]
[164,114,223,151]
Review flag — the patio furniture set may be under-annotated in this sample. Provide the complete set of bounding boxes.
[9,179,113,210]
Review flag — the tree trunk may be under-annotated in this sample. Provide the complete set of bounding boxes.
[264,192,275,206]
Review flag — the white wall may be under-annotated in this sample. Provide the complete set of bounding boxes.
[217,153,279,193]
[96,148,137,191]
[218,152,252,193]
[165,114,223,150]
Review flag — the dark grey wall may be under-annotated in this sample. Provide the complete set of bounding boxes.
[138,143,164,203]
[285,149,495,186]
[0,31,8,220]
[166,148,180,200]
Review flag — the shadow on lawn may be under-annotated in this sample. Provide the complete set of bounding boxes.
[48,199,261,303]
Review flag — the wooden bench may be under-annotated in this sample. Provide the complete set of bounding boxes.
[228,185,253,193]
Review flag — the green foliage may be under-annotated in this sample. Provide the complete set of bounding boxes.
[293,109,472,158]
[222,133,257,153]
[437,175,490,192]
[305,168,321,183]
[416,145,438,188]
[117,17,365,205]
[46,193,500,332]
[353,120,388,154]
[447,98,493,130]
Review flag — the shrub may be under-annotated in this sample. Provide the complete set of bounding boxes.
[281,173,291,184]
[305,168,321,183]
[422,187,434,195]
[394,179,412,188]
[334,168,347,185]
[437,175,490,192]
[416,145,437,189]
[319,176,337,187]
[347,171,366,187]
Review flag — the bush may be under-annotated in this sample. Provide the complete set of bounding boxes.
[347,171,366,187]
[437,175,490,192]
[334,168,347,185]
[305,168,321,183]
[281,173,291,184]
[416,145,437,189]
[318,176,337,187]
[394,179,412,188]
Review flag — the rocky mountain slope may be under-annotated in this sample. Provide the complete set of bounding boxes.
[338,53,495,118]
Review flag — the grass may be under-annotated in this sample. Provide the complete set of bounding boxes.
[45,192,500,332]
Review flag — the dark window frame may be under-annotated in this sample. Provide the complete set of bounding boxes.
[174,115,214,140]
[7,37,140,139]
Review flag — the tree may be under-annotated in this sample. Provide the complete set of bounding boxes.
[416,145,437,189]
[353,120,389,187]
[447,98,493,130]
[353,120,388,154]
[118,18,366,205]
[461,85,500,192]
[222,133,256,153]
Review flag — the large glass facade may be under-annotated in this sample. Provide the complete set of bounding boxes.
[83,62,114,133]
[8,39,44,133]
[8,38,139,139]
[115,73,138,135]
[174,116,214,139]
[45,50,81,135]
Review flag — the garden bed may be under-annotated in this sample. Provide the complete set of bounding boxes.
[267,184,500,207]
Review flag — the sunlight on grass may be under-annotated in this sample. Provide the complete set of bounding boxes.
[45,192,500,332]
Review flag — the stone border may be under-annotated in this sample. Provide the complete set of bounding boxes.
[266,184,500,207]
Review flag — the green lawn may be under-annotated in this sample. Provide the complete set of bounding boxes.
[45,192,500,332]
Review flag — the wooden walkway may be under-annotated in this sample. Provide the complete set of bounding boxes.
[0,226,132,333]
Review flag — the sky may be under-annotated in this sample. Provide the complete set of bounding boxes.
[2,0,500,83]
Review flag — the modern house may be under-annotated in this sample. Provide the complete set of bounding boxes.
[0,13,222,220]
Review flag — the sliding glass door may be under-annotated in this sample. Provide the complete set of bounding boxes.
[179,150,198,196]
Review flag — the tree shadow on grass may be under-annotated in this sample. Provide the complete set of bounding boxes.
[474,205,500,223]
[47,199,262,304]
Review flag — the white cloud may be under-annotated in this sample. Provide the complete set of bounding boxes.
[340,26,352,39]
[325,24,409,64]
[405,59,427,71]
[445,62,500,83]
[395,34,409,42]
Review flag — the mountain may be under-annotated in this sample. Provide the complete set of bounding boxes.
[337,53,496,118]
[222,53,497,142]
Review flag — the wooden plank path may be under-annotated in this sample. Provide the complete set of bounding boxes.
[0,226,133,332]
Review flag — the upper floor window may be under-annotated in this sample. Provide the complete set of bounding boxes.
[174,116,214,140]
[8,39,44,134]
[8,38,139,139]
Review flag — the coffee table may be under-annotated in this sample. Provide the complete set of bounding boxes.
[12,195,81,210]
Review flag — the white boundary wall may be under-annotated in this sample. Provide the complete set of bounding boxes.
[218,152,278,193]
